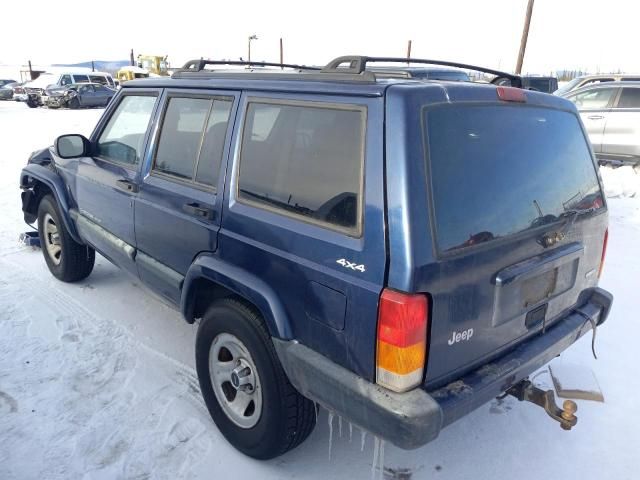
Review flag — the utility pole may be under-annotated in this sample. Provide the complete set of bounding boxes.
[91,60,95,72]
[130,49,135,66]
[280,38,284,68]
[406,40,412,65]
[248,35,258,63]
[515,0,535,74]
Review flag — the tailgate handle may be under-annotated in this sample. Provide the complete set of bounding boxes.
[116,179,138,193]
[183,202,214,220]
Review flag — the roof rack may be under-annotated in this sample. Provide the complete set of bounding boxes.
[171,56,521,87]
[321,56,522,87]
[179,59,322,72]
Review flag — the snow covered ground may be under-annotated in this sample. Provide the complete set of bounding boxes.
[0,100,639,479]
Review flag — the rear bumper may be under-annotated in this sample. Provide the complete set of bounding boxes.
[273,287,612,449]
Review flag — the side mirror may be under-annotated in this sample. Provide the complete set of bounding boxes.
[55,134,90,159]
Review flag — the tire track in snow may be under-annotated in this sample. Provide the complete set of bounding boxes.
[0,255,216,480]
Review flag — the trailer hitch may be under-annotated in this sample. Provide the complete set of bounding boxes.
[505,379,578,430]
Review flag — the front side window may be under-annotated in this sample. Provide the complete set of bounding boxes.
[60,75,73,86]
[153,96,232,187]
[616,88,640,108]
[97,95,157,165]
[568,88,617,109]
[238,101,365,234]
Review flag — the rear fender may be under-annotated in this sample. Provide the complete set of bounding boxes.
[181,253,293,339]
[20,163,82,244]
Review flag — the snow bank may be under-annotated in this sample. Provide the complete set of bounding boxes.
[600,165,640,199]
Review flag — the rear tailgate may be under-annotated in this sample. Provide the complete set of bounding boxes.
[418,95,607,388]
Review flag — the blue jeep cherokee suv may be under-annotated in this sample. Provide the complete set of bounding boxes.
[19,56,613,459]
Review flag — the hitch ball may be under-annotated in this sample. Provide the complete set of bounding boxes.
[560,400,578,430]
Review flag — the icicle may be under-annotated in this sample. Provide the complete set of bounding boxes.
[338,416,343,437]
[360,429,367,451]
[378,440,385,480]
[371,437,380,480]
[349,422,353,442]
[327,411,334,461]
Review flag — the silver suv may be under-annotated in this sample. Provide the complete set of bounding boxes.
[555,73,640,96]
[562,81,640,166]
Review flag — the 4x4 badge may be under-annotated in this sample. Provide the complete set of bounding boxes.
[336,258,366,273]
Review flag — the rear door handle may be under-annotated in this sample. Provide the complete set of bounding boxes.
[183,202,214,220]
[116,179,139,193]
[587,115,604,120]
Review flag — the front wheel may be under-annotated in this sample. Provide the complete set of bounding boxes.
[37,195,95,282]
[195,298,316,459]
[68,97,80,109]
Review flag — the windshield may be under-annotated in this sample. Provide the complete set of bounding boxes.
[419,71,470,82]
[425,104,604,252]
[25,74,57,88]
[555,77,583,96]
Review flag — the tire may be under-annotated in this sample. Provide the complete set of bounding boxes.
[26,100,38,108]
[37,195,95,282]
[196,298,316,459]
[68,97,80,109]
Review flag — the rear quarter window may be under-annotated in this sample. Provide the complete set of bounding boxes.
[425,104,604,252]
[237,100,365,235]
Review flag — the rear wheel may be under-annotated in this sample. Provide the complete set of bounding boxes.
[37,195,95,282]
[195,298,316,459]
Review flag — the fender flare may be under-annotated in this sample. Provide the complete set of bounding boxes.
[20,164,83,244]
[181,253,293,339]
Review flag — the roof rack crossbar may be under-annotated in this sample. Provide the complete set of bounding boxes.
[179,59,322,72]
[321,56,522,87]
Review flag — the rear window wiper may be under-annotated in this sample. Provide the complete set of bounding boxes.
[539,207,598,248]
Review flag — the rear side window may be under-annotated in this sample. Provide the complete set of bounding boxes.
[616,88,640,108]
[89,75,108,85]
[73,74,89,83]
[238,101,365,234]
[426,105,603,252]
[153,96,232,188]
[97,95,157,165]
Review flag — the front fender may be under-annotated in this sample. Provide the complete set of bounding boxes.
[20,163,82,244]
[181,253,293,339]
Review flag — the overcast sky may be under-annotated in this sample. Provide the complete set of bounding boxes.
[2,0,639,74]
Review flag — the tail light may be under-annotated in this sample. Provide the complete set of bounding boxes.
[598,228,608,279]
[496,86,526,102]
[376,289,428,392]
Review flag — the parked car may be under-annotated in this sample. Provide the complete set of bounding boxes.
[555,73,640,96]
[19,55,612,460]
[0,82,18,100]
[562,82,640,167]
[18,71,116,107]
[0,78,17,87]
[369,66,470,81]
[521,75,558,93]
[45,83,117,109]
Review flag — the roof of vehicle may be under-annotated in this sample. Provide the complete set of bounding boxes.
[574,73,640,80]
[563,80,640,96]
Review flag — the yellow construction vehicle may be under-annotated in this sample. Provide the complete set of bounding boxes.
[136,55,170,76]
[115,66,150,83]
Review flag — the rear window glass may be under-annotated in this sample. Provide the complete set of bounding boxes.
[426,105,603,252]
